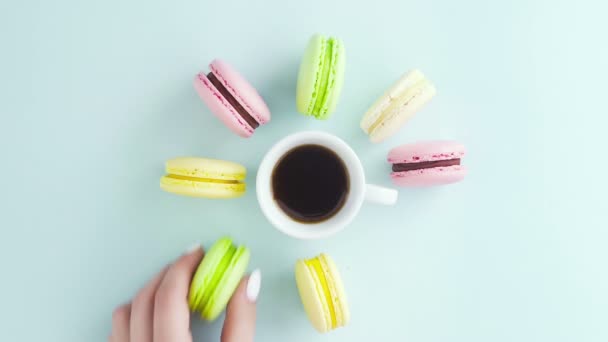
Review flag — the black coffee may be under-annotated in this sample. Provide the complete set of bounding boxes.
[272,144,349,223]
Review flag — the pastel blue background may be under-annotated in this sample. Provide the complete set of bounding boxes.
[1,0,606,341]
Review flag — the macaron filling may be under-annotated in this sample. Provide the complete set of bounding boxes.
[163,174,243,185]
[306,257,337,329]
[191,244,237,313]
[309,37,337,116]
[204,72,260,129]
[200,245,238,316]
[392,158,461,172]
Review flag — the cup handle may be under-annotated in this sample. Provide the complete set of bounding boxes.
[364,184,398,205]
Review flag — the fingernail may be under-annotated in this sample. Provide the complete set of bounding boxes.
[184,243,201,255]
[246,269,261,303]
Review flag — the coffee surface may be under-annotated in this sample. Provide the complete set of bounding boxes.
[272,144,349,223]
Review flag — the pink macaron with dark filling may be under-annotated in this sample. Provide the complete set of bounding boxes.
[388,140,467,187]
[193,59,271,138]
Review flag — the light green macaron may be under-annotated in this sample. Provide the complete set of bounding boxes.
[296,33,346,120]
[188,237,250,321]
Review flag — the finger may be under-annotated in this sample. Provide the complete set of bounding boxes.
[153,245,204,342]
[221,269,261,342]
[111,303,131,342]
[129,265,169,342]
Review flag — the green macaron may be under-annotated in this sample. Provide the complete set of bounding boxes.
[296,33,346,120]
[188,237,250,321]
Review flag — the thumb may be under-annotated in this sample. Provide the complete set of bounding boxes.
[221,269,261,342]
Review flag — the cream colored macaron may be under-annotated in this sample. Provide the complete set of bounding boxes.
[360,69,436,143]
[295,253,350,333]
[160,157,246,199]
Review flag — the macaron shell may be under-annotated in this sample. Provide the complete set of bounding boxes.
[188,238,233,311]
[388,140,466,163]
[295,259,332,333]
[203,246,250,320]
[160,176,245,198]
[165,157,246,181]
[320,254,350,327]
[296,34,325,115]
[391,165,467,187]
[209,59,271,124]
[193,73,254,138]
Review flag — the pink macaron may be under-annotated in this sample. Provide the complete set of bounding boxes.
[193,59,271,138]
[388,140,467,187]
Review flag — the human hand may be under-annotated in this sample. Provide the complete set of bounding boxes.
[109,245,261,342]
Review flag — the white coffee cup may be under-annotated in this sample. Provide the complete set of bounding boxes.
[256,131,398,239]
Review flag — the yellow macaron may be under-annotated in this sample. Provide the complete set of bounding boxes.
[160,157,246,199]
[295,253,350,333]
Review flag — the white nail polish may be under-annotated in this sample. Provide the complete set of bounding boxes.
[184,243,201,254]
[246,269,262,303]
